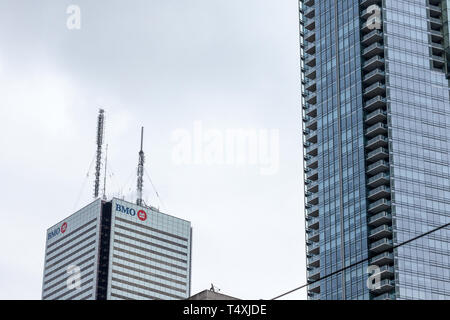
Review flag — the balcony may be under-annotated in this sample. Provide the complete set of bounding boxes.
[366,122,387,138]
[304,177,313,185]
[367,147,389,162]
[365,109,387,125]
[305,116,317,130]
[305,18,315,31]
[306,155,318,169]
[367,186,391,201]
[370,265,394,279]
[430,29,444,42]
[429,17,442,30]
[368,199,391,215]
[432,54,446,68]
[304,6,315,19]
[306,204,319,218]
[305,67,316,79]
[307,192,319,206]
[306,80,317,92]
[363,68,385,85]
[306,103,317,117]
[369,224,392,240]
[363,55,385,72]
[370,238,393,253]
[306,167,318,181]
[368,185,390,201]
[364,95,386,112]
[428,3,442,18]
[362,30,384,46]
[306,143,318,156]
[308,292,320,300]
[306,92,317,105]
[431,41,445,55]
[367,172,390,188]
[367,160,389,176]
[306,130,317,144]
[362,42,384,58]
[305,55,316,67]
[366,135,388,150]
[304,0,314,7]
[373,292,395,300]
[305,54,316,67]
[307,216,319,230]
[307,242,320,256]
[308,280,321,293]
[305,30,316,43]
[368,211,392,227]
[370,279,395,294]
[305,42,316,55]
[308,267,320,281]
[307,254,320,267]
[303,115,312,124]
[307,229,320,243]
[364,82,386,99]
[304,140,312,149]
[307,180,319,193]
[370,251,394,266]
[303,101,315,112]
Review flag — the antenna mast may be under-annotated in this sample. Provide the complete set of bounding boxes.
[136,127,145,206]
[94,109,105,199]
[102,144,108,200]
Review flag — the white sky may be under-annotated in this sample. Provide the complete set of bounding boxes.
[0,0,306,300]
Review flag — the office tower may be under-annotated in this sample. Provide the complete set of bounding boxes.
[42,198,192,300]
[300,0,450,300]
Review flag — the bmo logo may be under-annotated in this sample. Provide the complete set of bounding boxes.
[47,222,68,240]
[115,204,147,222]
[137,210,147,221]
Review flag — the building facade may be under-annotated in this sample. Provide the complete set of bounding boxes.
[300,0,450,300]
[42,198,192,300]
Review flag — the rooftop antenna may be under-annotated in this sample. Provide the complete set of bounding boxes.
[102,144,108,200]
[210,284,221,293]
[94,109,105,199]
[136,127,145,206]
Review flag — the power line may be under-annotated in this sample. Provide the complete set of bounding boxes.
[271,221,450,300]
[73,153,96,210]
[144,167,166,212]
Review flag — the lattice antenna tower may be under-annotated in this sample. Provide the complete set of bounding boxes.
[94,109,105,198]
[136,127,145,206]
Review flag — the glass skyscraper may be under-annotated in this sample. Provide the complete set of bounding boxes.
[42,198,192,300]
[301,0,450,300]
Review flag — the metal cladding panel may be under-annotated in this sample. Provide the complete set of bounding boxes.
[41,199,102,300]
[107,198,192,300]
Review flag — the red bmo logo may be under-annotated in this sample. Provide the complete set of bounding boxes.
[137,210,147,221]
[60,222,68,233]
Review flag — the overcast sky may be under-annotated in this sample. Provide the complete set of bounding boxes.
[0,0,305,300]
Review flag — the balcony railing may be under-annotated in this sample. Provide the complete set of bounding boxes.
[367,160,389,175]
[370,251,394,265]
[368,198,391,214]
[368,211,392,227]
[367,172,390,188]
